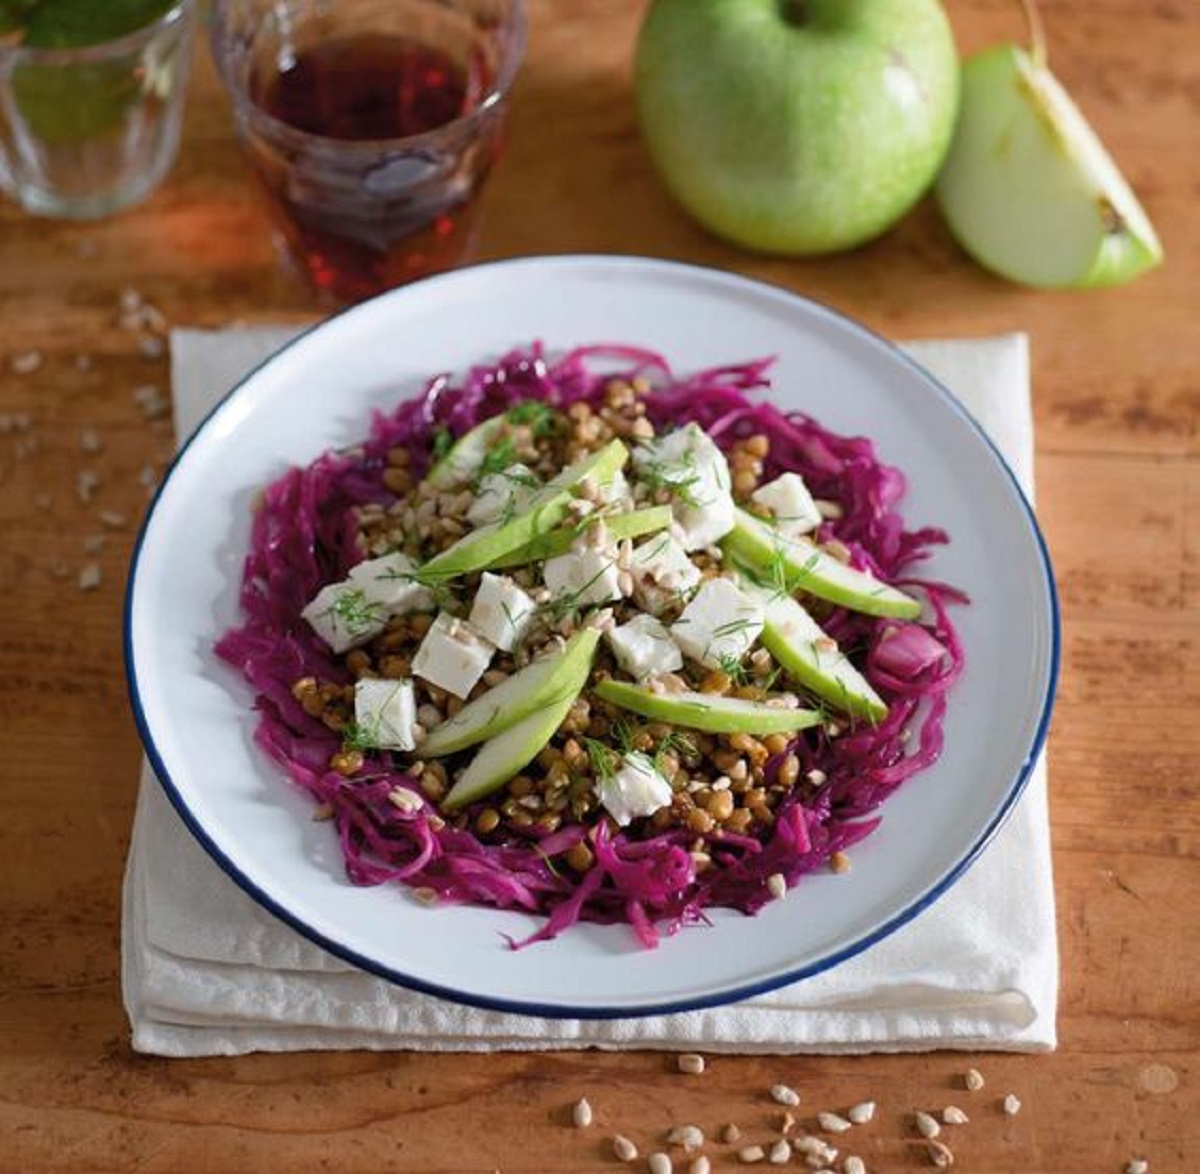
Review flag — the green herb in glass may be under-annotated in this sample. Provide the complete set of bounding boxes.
[3,0,178,145]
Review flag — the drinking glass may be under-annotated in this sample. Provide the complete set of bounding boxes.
[0,1,195,220]
[210,0,527,305]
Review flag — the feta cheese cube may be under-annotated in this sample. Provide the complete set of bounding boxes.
[348,551,435,614]
[466,463,540,527]
[670,577,764,670]
[595,753,674,827]
[633,423,735,550]
[353,678,418,751]
[605,614,682,680]
[411,611,494,699]
[301,582,387,653]
[468,572,537,652]
[542,546,622,608]
[629,533,700,615]
[752,473,822,538]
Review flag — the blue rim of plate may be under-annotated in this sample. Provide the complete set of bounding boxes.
[123,254,1060,1019]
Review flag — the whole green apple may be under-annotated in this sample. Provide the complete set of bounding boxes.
[635,0,959,255]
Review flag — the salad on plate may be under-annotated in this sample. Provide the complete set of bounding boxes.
[216,344,964,948]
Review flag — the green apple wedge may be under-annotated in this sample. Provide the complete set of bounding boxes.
[737,574,887,722]
[420,439,628,581]
[935,43,1162,288]
[722,509,921,620]
[594,679,821,736]
[441,670,588,811]
[420,629,600,758]
[485,506,673,570]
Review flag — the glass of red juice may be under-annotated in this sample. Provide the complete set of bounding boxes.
[210,0,526,304]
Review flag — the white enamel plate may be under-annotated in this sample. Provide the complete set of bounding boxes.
[125,255,1058,1017]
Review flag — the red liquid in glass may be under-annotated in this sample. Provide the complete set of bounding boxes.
[249,35,495,303]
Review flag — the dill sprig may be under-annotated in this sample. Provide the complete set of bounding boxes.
[325,588,385,634]
[611,715,639,756]
[340,720,380,752]
[505,399,557,438]
[476,436,519,481]
[635,444,703,508]
[652,729,697,771]
[581,736,619,782]
[715,651,753,684]
[430,426,454,461]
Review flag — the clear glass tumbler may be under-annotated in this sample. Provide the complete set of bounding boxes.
[210,0,526,305]
[0,1,195,220]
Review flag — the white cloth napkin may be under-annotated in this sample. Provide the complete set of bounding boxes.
[122,328,1057,1057]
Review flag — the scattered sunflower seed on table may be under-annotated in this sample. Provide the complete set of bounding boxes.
[611,1134,637,1162]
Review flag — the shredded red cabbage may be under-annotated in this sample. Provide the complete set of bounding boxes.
[216,343,966,948]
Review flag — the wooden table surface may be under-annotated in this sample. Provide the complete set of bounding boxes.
[1,1,1196,1170]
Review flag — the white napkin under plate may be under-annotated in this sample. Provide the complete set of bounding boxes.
[122,328,1057,1057]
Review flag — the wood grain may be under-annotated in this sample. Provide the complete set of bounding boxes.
[1,1,1196,1170]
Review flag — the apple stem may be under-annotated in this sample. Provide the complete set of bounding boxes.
[1019,0,1048,67]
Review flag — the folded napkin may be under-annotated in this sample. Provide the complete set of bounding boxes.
[122,328,1057,1057]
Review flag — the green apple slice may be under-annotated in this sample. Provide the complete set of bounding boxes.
[485,506,673,570]
[441,680,582,811]
[737,574,887,722]
[420,439,628,581]
[722,509,921,620]
[594,678,821,736]
[420,629,600,757]
[426,416,507,490]
[935,43,1162,289]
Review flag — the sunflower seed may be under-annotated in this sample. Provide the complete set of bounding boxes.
[914,1110,941,1139]
[768,1140,790,1165]
[818,1112,852,1134]
[843,1157,866,1174]
[721,1123,741,1144]
[572,1097,593,1127]
[666,1125,704,1151]
[927,1139,954,1168]
[612,1134,638,1162]
[1125,1161,1149,1174]
[964,1068,985,1091]
[942,1106,969,1126]
[737,1145,765,1164]
[648,1152,673,1174]
[387,788,424,814]
[689,1158,711,1174]
[676,1052,705,1075]
[847,1102,876,1125]
[1002,1093,1022,1116]
[770,1084,800,1107]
